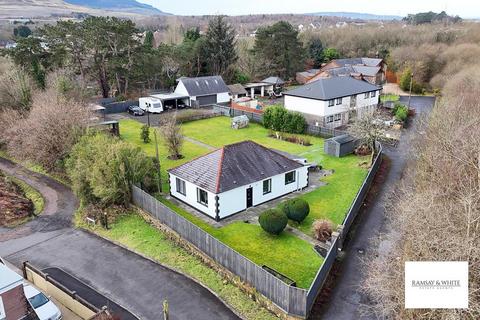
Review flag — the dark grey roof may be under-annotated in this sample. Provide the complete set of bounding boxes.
[168,141,303,193]
[331,134,356,144]
[228,84,248,95]
[283,76,380,100]
[262,77,285,85]
[352,65,381,76]
[178,76,229,97]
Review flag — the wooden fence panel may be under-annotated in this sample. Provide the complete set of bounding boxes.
[131,186,307,317]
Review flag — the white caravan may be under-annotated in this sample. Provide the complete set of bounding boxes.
[138,97,164,114]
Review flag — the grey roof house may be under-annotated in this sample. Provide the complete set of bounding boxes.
[168,140,309,220]
[174,76,230,106]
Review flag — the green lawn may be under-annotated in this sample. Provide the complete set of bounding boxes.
[119,119,209,191]
[119,116,368,288]
[181,117,368,229]
[93,212,278,320]
[380,94,400,102]
[160,199,323,289]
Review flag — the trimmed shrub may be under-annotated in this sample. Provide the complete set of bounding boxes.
[140,124,151,143]
[281,198,310,223]
[263,105,306,134]
[258,208,288,235]
[313,219,333,241]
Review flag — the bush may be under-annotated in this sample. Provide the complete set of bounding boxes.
[258,208,288,235]
[263,105,306,134]
[66,133,157,207]
[393,103,408,121]
[140,124,151,143]
[313,219,333,241]
[281,198,310,223]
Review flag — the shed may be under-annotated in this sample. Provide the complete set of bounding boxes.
[231,115,249,129]
[324,134,357,157]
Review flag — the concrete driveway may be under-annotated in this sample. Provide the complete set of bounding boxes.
[0,159,239,320]
[315,96,436,319]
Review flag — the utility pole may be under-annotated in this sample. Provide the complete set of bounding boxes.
[153,129,162,193]
[408,72,414,109]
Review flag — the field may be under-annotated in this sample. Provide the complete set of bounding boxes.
[118,116,368,288]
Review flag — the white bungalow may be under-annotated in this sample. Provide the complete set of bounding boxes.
[168,141,309,221]
[283,76,381,128]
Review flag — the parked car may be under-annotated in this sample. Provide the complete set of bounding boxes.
[24,284,62,320]
[127,105,145,116]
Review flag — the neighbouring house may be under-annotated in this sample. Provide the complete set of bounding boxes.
[283,76,381,128]
[295,69,320,84]
[168,140,309,221]
[227,84,248,100]
[310,57,387,85]
[0,264,31,319]
[174,76,230,107]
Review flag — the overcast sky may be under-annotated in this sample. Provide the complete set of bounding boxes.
[136,0,479,18]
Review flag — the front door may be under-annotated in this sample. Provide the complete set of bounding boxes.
[246,187,253,208]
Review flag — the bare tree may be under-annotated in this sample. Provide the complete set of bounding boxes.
[348,110,387,165]
[3,85,90,171]
[0,59,32,112]
[360,67,480,319]
[159,113,184,160]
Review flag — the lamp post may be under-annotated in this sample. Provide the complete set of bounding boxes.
[408,72,414,109]
[153,129,162,193]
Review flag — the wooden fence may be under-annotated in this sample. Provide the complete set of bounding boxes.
[23,262,100,319]
[132,142,383,318]
[339,142,383,244]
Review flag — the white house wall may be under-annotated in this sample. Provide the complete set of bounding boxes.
[217,166,308,219]
[217,92,230,103]
[355,90,380,108]
[284,95,328,117]
[169,174,217,218]
[174,81,188,96]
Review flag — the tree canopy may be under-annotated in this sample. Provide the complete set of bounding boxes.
[253,21,305,79]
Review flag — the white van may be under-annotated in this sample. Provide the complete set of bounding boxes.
[138,97,164,114]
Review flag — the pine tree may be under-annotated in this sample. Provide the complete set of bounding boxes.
[204,16,237,76]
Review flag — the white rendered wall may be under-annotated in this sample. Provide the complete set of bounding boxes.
[169,174,217,218]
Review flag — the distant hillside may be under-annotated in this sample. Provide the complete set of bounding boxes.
[306,12,402,21]
[0,0,168,18]
[64,0,167,15]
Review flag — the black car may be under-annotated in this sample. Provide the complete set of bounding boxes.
[127,105,145,116]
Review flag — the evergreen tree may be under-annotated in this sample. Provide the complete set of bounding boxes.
[204,16,237,76]
[308,38,324,68]
[144,30,154,49]
[253,21,305,79]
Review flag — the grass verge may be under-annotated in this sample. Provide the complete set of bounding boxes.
[82,210,279,320]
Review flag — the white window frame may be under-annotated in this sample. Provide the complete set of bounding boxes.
[263,179,272,195]
[334,114,341,121]
[326,115,334,123]
[328,99,334,107]
[197,188,208,207]
[176,178,186,196]
[371,91,376,97]
[285,171,296,185]
[364,92,370,99]
[335,98,342,105]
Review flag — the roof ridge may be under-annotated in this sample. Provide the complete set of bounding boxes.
[167,147,222,173]
[215,146,225,193]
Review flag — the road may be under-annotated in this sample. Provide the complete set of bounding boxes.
[317,96,436,319]
[0,158,239,320]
